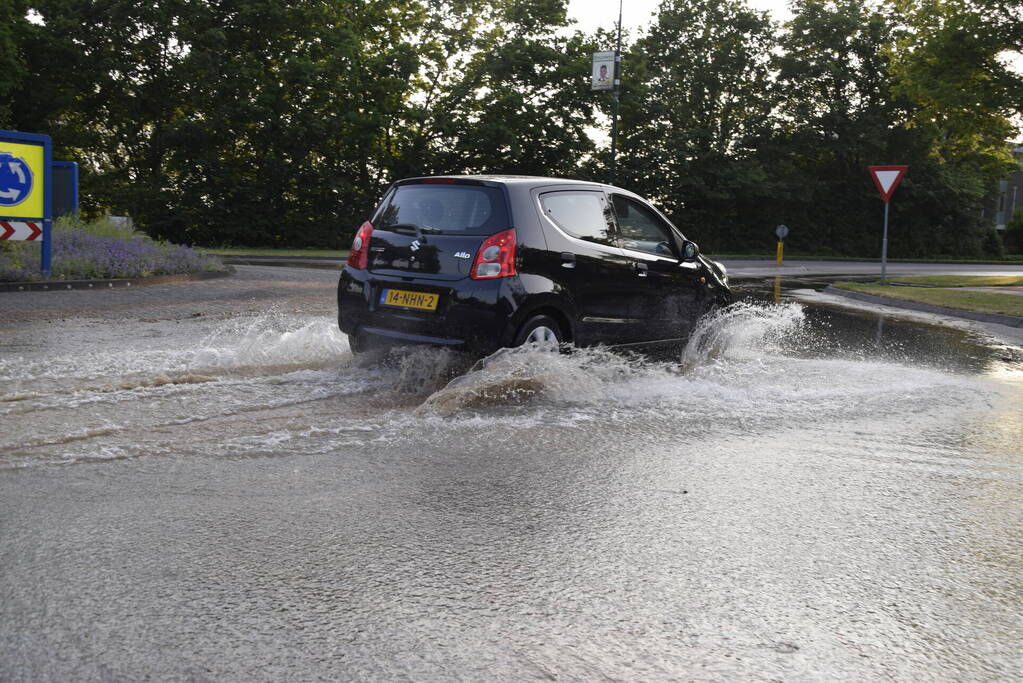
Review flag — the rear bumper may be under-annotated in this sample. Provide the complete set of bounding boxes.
[338,267,518,353]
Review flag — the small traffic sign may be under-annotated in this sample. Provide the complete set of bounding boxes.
[0,152,33,207]
[775,224,789,241]
[868,165,908,202]
[0,220,42,241]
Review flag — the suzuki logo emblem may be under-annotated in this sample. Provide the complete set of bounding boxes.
[410,240,421,251]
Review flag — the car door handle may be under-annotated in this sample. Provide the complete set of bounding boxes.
[560,252,576,269]
[635,262,648,277]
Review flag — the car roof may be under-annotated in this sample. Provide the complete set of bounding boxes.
[399,175,609,189]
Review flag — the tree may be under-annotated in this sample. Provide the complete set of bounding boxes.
[770,0,898,255]
[886,0,1021,255]
[613,0,780,251]
[0,0,29,127]
[386,0,597,180]
[12,0,596,247]
[164,0,422,246]
[14,0,198,232]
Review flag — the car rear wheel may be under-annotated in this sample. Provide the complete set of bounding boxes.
[513,315,562,351]
[348,331,368,355]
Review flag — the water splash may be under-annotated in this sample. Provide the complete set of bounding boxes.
[682,302,806,367]
[189,313,351,374]
[417,302,810,416]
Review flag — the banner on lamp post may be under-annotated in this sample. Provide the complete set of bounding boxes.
[591,51,615,91]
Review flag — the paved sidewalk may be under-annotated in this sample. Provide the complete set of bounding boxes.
[958,286,1023,297]
[721,258,1023,279]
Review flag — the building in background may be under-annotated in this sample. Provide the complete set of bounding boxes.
[984,144,1023,231]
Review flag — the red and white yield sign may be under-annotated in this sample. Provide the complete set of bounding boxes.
[868,165,908,202]
[0,220,43,241]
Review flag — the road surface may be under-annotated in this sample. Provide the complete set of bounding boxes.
[1,265,1021,681]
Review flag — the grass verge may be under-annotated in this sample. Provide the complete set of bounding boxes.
[712,253,1023,262]
[834,282,1023,317]
[886,275,1023,287]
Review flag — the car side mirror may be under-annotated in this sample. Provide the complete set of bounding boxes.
[681,240,699,261]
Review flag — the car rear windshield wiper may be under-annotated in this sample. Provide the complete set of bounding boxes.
[385,223,443,235]
[384,223,443,242]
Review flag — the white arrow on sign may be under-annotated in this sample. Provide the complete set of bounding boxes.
[9,161,26,184]
[0,188,19,200]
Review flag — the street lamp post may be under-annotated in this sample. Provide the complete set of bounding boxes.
[609,0,623,186]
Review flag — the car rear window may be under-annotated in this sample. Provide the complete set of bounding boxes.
[376,184,509,235]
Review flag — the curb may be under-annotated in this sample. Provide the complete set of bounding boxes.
[206,253,344,261]
[720,257,1023,265]
[221,257,340,270]
[824,285,1023,328]
[0,267,235,293]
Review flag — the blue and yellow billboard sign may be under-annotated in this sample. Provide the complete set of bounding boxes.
[0,129,54,273]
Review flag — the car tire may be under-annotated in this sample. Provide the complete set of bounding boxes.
[348,331,367,355]
[513,315,563,350]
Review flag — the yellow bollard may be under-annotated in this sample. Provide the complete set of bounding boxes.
[776,240,784,265]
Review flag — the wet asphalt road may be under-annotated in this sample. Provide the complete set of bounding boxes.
[1,265,1022,681]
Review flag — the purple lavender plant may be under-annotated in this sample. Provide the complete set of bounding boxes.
[0,220,225,282]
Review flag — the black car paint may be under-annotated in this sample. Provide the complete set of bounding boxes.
[338,176,730,355]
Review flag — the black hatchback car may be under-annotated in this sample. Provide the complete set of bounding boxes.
[338,176,730,355]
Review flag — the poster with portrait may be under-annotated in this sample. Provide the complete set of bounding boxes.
[591,51,615,91]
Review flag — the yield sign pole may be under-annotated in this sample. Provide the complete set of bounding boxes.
[868,165,908,284]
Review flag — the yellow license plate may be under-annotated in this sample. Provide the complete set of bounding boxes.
[380,288,439,311]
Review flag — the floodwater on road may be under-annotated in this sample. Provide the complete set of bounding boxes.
[1,276,1021,681]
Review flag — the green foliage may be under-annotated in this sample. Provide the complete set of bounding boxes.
[386,0,597,179]
[6,0,1020,255]
[981,228,1005,258]
[54,213,139,240]
[766,0,897,255]
[0,0,28,126]
[613,0,778,251]
[1004,209,1023,254]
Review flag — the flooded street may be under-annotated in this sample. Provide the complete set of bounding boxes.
[2,267,1021,680]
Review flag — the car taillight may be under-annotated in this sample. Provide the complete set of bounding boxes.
[346,221,373,269]
[471,228,517,279]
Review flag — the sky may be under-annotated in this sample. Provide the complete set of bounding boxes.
[566,0,792,36]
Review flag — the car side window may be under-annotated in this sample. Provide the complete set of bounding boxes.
[539,191,618,247]
[611,194,677,258]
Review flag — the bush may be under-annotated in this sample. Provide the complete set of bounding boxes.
[0,215,226,282]
[1004,209,1023,255]
[981,229,1005,259]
